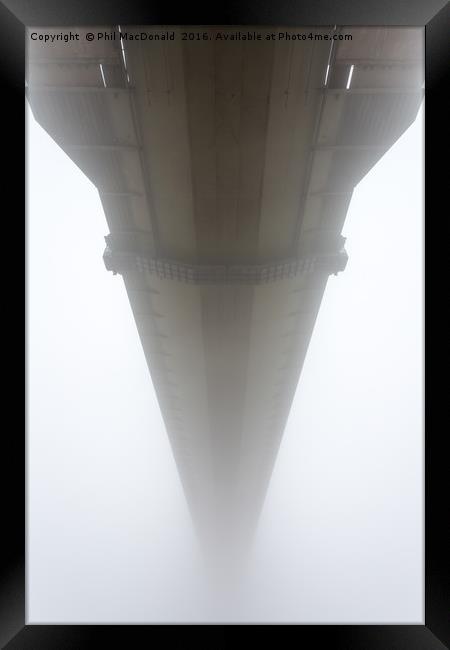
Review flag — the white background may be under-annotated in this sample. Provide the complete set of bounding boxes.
[27,101,424,623]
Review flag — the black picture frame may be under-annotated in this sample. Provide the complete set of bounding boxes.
[2,0,448,645]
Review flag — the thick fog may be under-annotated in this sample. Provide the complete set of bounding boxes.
[27,102,423,623]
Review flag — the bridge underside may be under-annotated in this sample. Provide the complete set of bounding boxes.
[27,26,423,546]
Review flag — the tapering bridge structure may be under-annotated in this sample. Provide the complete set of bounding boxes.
[27,26,423,547]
